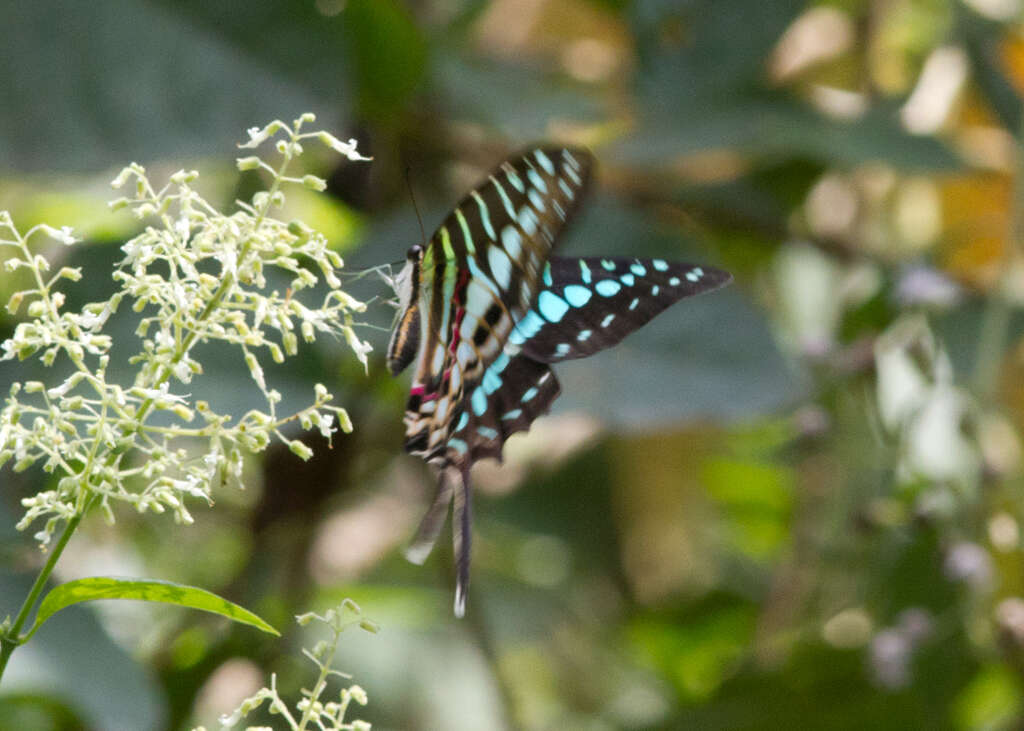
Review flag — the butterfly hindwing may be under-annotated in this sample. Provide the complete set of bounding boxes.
[404,353,560,601]
[448,354,561,464]
[516,256,733,363]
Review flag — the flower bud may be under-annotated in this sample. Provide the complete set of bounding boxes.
[289,440,313,460]
[302,175,327,192]
[6,291,24,314]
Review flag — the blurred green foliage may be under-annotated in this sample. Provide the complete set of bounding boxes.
[4,0,1024,729]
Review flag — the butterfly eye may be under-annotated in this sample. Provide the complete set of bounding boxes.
[407,244,423,260]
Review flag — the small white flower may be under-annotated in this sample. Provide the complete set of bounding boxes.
[348,684,368,705]
[175,216,190,243]
[172,361,192,382]
[40,224,79,246]
[317,132,372,161]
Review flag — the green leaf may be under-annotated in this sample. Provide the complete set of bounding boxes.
[25,577,278,640]
[0,572,166,729]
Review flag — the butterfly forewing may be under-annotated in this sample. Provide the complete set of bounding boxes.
[405,147,593,464]
[517,256,733,363]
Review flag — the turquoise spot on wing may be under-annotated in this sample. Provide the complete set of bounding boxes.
[579,260,592,283]
[534,149,555,174]
[652,285,660,296]
[518,206,538,235]
[686,268,703,282]
[629,298,639,310]
[471,387,487,416]
[490,176,516,218]
[528,188,546,212]
[471,191,496,240]
[564,162,582,186]
[601,313,615,328]
[620,273,635,286]
[558,179,573,199]
[454,208,475,254]
[601,259,615,271]
[483,368,503,395]
[669,277,681,286]
[513,310,545,341]
[631,262,647,276]
[477,426,499,440]
[527,169,548,193]
[522,386,539,402]
[491,352,511,374]
[555,343,570,356]
[506,169,525,193]
[538,291,570,322]
[456,412,469,432]
[502,225,523,261]
[596,279,621,297]
[652,259,669,271]
[563,284,592,307]
[552,200,565,221]
[467,257,501,298]
[542,262,553,286]
[488,245,513,289]
[577,329,592,341]
[502,409,522,420]
[449,438,468,454]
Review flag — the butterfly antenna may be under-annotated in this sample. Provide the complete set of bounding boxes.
[405,164,428,248]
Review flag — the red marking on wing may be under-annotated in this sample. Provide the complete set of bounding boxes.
[442,269,471,390]
[409,269,471,401]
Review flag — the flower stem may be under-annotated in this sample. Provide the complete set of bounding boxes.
[0,504,87,683]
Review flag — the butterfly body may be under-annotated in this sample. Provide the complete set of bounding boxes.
[387,147,730,615]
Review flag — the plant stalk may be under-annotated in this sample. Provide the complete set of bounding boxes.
[0,507,86,682]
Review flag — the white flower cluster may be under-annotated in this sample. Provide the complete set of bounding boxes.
[0,114,372,545]
[197,599,378,731]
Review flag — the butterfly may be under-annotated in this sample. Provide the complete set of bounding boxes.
[386,147,731,616]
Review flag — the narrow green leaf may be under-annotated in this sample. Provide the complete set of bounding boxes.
[25,577,279,640]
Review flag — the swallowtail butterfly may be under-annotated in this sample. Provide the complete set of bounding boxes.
[387,147,731,616]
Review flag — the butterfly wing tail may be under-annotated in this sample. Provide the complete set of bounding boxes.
[452,463,473,618]
[405,467,456,565]
[404,464,474,618]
